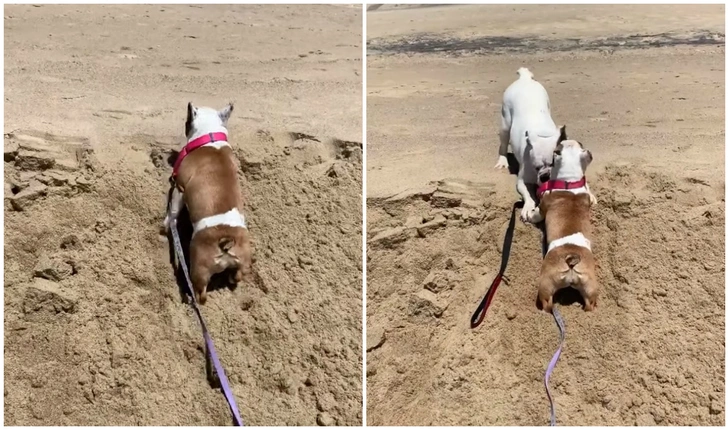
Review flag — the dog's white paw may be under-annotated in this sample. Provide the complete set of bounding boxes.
[494,156,509,170]
[526,208,544,224]
[520,202,535,223]
[589,192,598,207]
[163,216,171,233]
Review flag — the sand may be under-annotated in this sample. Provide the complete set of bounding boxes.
[366,4,725,426]
[4,4,362,426]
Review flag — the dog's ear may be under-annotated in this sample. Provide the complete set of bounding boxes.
[185,102,198,136]
[558,125,567,143]
[187,102,198,120]
[580,149,593,165]
[218,103,234,125]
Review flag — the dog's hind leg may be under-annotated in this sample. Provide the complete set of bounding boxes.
[579,277,599,312]
[537,275,556,313]
[585,183,597,207]
[495,105,511,169]
[164,187,184,233]
[191,261,212,305]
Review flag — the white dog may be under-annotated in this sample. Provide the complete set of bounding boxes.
[495,67,566,222]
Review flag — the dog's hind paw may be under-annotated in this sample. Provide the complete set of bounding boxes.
[540,297,554,313]
[494,156,509,170]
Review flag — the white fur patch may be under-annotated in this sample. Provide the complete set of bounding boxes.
[547,232,591,254]
[541,186,588,197]
[203,140,230,150]
[192,207,247,237]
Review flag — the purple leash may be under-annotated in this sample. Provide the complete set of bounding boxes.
[171,220,244,426]
[544,307,565,426]
[469,200,567,425]
[540,223,565,426]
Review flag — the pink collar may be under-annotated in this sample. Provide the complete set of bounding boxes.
[537,176,587,199]
[172,132,228,177]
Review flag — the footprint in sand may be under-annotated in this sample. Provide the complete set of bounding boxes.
[93,109,133,120]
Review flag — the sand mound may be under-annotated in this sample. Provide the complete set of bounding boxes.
[366,165,724,425]
[4,128,362,425]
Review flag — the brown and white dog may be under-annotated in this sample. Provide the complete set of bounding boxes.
[163,102,253,304]
[525,139,598,312]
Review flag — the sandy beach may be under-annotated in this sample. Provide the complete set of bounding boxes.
[366,4,724,426]
[4,4,362,425]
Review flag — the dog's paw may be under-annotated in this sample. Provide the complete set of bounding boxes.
[584,298,597,312]
[520,202,536,223]
[589,192,598,207]
[162,216,171,234]
[526,208,543,224]
[540,297,554,313]
[494,156,509,170]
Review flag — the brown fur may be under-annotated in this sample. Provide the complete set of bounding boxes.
[189,225,252,304]
[175,142,252,304]
[175,146,242,220]
[537,191,599,312]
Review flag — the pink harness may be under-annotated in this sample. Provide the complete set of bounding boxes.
[537,176,587,199]
[172,132,228,178]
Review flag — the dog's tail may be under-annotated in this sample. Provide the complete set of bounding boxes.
[517,67,534,80]
[565,254,581,268]
[219,237,235,253]
[218,237,239,268]
[563,253,583,286]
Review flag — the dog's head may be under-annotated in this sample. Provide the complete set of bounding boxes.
[526,125,567,185]
[551,139,592,180]
[185,102,234,139]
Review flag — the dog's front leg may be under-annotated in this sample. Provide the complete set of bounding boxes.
[164,187,184,233]
[494,130,510,170]
[585,183,597,207]
[517,176,536,223]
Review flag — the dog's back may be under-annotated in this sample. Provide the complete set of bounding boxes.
[503,67,551,116]
[178,145,241,222]
[501,67,558,164]
[516,67,534,80]
[542,192,592,241]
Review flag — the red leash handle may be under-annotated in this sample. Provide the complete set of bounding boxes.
[470,273,505,328]
[470,201,523,328]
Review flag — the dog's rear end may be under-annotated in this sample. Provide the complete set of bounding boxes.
[190,225,252,304]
